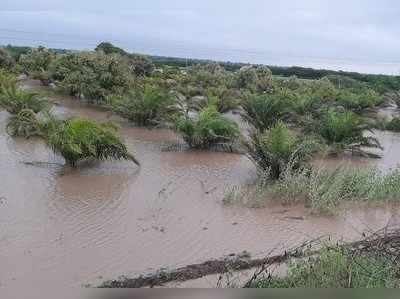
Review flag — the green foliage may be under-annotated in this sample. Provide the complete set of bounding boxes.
[128,54,154,77]
[336,88,383,112]
[0,48,16,71]
[19,46,55,85]
[241,91,291,132]
[111,85,176,126]
[175,106,240,149]
[385,117,400,132]
[253,247,399,288]
[50,52,132,102]
[6,109,42,138]
[95,42,126,55]
[0,70,17,93]
[44,118,139,167]
[266,166,400,213]
[244,122,317,179]
[0,86,48,114]
[191,87,240,113]
[316,109,381,156]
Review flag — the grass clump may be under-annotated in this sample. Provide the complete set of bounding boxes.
[269,166,400,213]
[252,246,400,288]
[175,105,240,149]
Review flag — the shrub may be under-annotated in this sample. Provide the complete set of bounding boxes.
[44,118,139,167]
[244,122,318,179]
[111,85,176,126]
[175,106,240,149]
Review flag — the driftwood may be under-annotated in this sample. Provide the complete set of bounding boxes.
[100,227,400,288]
[100,239,319,288]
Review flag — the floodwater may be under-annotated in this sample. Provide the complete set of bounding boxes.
[2,81,400,293]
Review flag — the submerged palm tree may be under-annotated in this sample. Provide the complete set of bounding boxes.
[317,109,382,157]
[241,92,290,132]
[0,87,48,114]
[43,117,140,167]
[245,122,317,179]
[6,109,42,138]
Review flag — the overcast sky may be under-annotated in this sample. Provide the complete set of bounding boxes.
[1,0,400,74]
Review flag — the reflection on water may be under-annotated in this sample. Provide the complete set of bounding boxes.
[2,82,400,292]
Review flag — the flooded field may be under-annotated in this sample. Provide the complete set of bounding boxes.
[2,81,400,291]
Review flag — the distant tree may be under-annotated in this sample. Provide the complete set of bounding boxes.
[95,42,126,55]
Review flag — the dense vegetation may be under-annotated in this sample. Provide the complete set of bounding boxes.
[2,42,400,195]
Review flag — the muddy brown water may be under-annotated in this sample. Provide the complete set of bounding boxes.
[2,81,400,292]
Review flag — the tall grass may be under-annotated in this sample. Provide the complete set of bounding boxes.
[271,166,400,213]
[252,246,399,288]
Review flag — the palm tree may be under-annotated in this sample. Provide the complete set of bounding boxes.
[244,122,317,179]
[0,86,48,114]
[175,106,240,149]
[44,118,140,167]
[241,92,290,132]
[6,109,42,138]
[317,109,382,157]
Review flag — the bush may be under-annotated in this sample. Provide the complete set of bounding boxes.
[111,85,176,126]
[175,106,240,149]
[44,118,139,167]
[244,122,318,179]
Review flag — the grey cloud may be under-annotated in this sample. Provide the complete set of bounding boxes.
[1,0,400,74]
